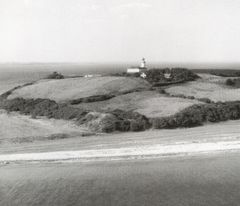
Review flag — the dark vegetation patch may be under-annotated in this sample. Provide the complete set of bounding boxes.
[69,88,148,105]
[0,98,88,120]
[69,94,115,105]
[0,82,35,99]
[145,68,199,85]
[7,132,96,144]
[196,98,213,104]
[158,88,214,104]
[151,101,240,129]
[0,98,150,133]
[9,133,70,143]
[194,69,240,77]
[170,94,213,104]
[111,109,151,132]
[46,71,64,79]
[225,78,240,88]
[2,96,240,132]
[111,68,199,86]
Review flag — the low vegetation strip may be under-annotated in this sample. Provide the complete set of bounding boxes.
[0,98,150,133]
[69,88,146,105]
[151,101,240,129]
[0,82,35,99]
[2,96,240,133]
[225,78,240,88]
[69,94,115,104]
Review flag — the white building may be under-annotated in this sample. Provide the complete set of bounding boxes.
[127,58,147,74]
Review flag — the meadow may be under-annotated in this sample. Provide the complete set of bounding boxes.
[7,76,150,102]
[166,73,240,102]
[0,110,89,144]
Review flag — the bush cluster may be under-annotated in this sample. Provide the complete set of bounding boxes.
[3,96,240,132]
[46,71,64,79]
[69,94,115,105]
[145,68,199,85]
[0,98,150,132]
[152,101,240,129]
[167,93,213,103]
[0,98,87,121]
[111,109,151,132]
[226,78,240,88]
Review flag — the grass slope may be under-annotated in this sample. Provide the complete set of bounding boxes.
[7,76,150,102]
[74,91,201,118]
[166,74,240,102]
[0,110,88,143]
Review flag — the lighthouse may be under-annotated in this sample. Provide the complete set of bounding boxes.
[140,58,146,68]
[127,58,148,74]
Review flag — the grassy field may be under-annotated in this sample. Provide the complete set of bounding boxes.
[7,76,150,102]
[1,119,240,155]
[0,110,88,143]
[74,91,200,118]
[6,75,201,118]
[166,73,240,102]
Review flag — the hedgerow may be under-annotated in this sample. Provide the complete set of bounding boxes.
[2,96,240,132]
[151,101,240,129]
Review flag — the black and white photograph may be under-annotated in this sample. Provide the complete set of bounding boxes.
[1,0,240,205]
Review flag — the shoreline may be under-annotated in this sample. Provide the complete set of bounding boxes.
[1,139,240,164]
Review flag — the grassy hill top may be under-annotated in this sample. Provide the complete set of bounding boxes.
[7,76,151,102]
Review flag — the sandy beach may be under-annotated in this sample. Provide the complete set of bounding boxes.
[1,139,240,163]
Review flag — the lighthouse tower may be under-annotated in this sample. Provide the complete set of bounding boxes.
[127,58,148,74]
[140,58,146,68]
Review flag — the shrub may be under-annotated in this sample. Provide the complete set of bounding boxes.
[151,101,240,129]
[226,78,235,86]
[151,117,169,129]
[225,78,240,88]
[187,96,195,100]
[157,89,166,94]
[3,96,240,133]
[46,71,64,79]
[69,94,115,105]
[197,98,212,103]
[84,112,117,133]
[110,109,151,131]
[145,68,199,85]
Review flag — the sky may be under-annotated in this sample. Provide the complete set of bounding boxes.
[0,0,240,63]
